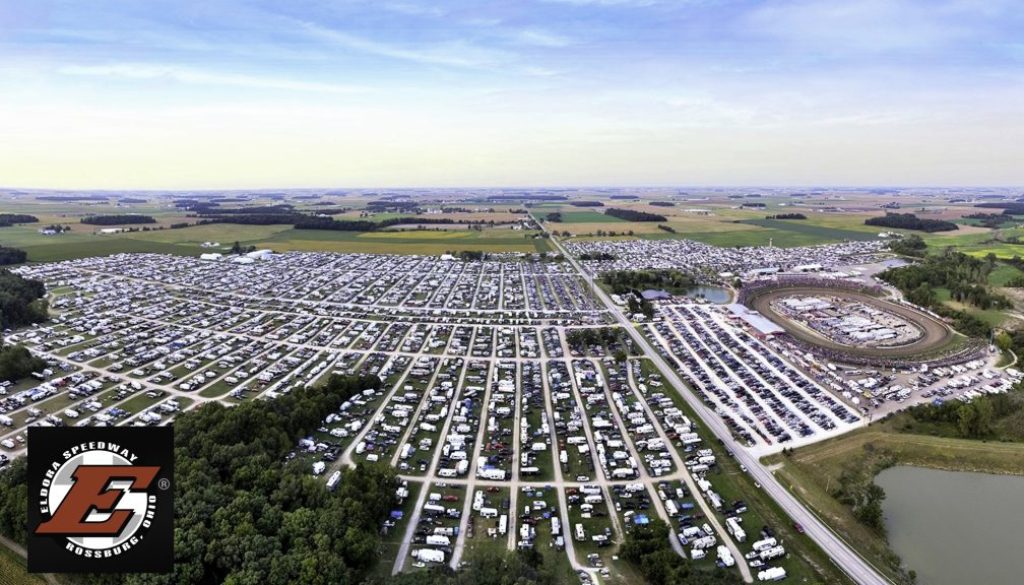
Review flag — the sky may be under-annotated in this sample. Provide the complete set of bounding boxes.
[0,0,1022,189]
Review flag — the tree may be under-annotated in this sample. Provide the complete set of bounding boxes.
[854,483,886,532]
[0,344,47,382]
[995,331,1013,352]
[957,399,994,438]
[0,270,48,328]
[621,518,742,585]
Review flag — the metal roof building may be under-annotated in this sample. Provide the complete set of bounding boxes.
[727,304,785,336]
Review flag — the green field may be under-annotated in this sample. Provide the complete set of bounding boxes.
[3,222,551,261]
[543,210,625,223]
[18,239,201,262]
[934,287,1009,328]
[253,228,551,254]
[643,228,842,248]
[740,218,881,241]
[923,228,1024,259]
[989,263,1024,286]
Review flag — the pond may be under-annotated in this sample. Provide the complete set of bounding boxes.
[683,285,732,304]
[876,466,1024,585]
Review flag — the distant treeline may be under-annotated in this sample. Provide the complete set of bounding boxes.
[963,212,1010,228]
[545,212,563,223]
[739,202,766,208]
[865,212,958,233]
[174,199,219,209]
[609,195,638,200]
[0,214,38,227]
[975,202,1024,215]
[487,194,567,201]
[657,224,676,233]
[36,195,107,202]
[81,214,157,225]
[649,201,675,207]
[0,246,28,266]
[568,201,604,207]
[308,207,351,215]
[605,208,667,222]
[295,216,457,231]
[118,197,147,204]
[366,200,419,211]
[199,204,294,215]
[766,213,807,220]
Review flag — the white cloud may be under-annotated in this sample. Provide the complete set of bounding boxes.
[514,29,573,48]
[742,0,990,53]
[57,63,366,94]
[298,22,513,69]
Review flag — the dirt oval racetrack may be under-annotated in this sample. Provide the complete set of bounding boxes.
[747,287,956,359]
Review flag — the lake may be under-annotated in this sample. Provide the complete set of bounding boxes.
[684,285,732,304]
[876,466,1024,585]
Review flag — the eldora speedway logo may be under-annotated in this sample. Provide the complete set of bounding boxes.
[28,427,173,573]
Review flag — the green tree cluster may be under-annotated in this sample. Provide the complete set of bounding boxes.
[601,270,696,295]
[865,213,958,233]
[620,519,743,585]
[0,344,46,382]
[0,374,397,585]
[887,234,927,257]
[0,270,47,328]
[80,214,157,225]
[604,208,667,222]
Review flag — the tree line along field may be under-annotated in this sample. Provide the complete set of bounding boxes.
[8,191,1024,260]
[0,194,551,261]
[10,226,551,262]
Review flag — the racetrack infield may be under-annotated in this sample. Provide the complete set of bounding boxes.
[746,287,956,359]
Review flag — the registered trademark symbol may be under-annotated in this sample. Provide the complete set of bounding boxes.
[158,478,171,490]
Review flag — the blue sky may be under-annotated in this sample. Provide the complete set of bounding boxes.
[0,0,1021,188]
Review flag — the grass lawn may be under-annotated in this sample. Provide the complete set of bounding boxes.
[989,263,1024,286]
[934,287,1008,328]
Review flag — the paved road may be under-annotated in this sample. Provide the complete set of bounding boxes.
[543,222,894,585]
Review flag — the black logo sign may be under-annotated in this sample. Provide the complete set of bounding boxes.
[28,427,173,573]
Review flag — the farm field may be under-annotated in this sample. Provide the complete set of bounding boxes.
[17,238,201,262]
[542,210,625,223]
[739,219,881,241]
[253,228,551,254]
[4,221,550,261]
